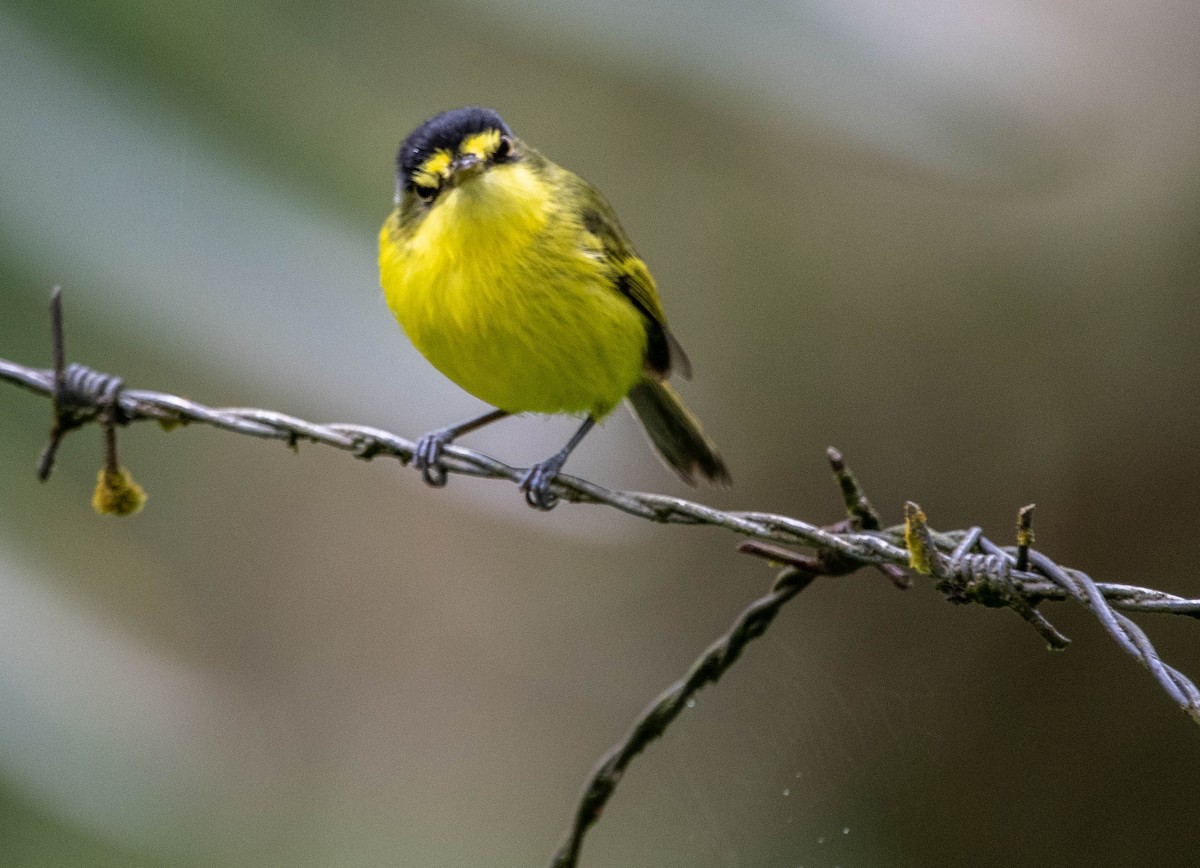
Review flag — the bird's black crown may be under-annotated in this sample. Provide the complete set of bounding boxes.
[397,107,511,186]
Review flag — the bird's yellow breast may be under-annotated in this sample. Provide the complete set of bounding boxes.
[379,162,648,417]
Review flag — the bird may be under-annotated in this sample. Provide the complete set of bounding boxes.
[379,107,729,509]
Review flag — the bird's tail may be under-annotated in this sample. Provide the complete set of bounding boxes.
[626,379,731,486]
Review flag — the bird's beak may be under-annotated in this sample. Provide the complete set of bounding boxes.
[448,153,485,186]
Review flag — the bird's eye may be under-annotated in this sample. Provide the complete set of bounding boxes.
[493,136,513,161]
[413,183,438,202]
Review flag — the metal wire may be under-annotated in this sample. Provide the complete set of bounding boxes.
[4,351,1200,868]
[551,562,820,868]
[4,354,1200,655]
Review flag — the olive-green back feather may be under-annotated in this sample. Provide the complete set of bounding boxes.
[564,170,691,378]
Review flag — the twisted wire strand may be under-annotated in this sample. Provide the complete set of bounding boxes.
[1020,547,1200,711]
[6,356,1200,710]
[550,565,818,868]
[3,355,1198,614]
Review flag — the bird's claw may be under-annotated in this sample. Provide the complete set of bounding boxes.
[519,457,566,510]
[413,430,452,487]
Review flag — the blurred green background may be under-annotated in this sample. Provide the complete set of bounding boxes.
[2,1,1200,865]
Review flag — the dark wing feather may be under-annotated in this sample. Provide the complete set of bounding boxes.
[575,182,689,379]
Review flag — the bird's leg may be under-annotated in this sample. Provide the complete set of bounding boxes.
[519,416,596,510]
[414,408,510,487]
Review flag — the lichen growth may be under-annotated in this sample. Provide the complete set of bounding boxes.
[92,466,147,516]
[904,502,933,575]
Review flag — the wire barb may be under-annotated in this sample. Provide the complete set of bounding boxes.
[31,289,145,514]
[1016,503,1035,571]
[827,445,882,529]
[827,447,908,587]
[904,501,945,578]
[36,286,70,481]
[941,522,1069,650]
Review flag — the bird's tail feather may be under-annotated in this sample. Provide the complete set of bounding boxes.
[626,379,730,486]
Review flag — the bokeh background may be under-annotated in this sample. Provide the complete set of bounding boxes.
[3,1,1200,865]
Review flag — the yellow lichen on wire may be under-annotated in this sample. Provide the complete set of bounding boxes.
[904,501,935,575]
[91,465,147,515]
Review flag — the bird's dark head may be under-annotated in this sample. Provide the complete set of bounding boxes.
[396,107,519,205]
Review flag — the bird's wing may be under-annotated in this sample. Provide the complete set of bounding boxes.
[575,180,691,379]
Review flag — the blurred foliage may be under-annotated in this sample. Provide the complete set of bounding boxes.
[0,779,176,868]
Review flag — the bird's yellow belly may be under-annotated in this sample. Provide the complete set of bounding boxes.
[380,208,647,417]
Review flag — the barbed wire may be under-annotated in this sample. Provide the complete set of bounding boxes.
[4,353,1198,618]
[3,290,1199,868]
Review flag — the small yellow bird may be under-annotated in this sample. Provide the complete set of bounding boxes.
[379,107,729,508]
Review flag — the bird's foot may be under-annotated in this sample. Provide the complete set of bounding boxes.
[519,454,568,510]
[413,429,455,487]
